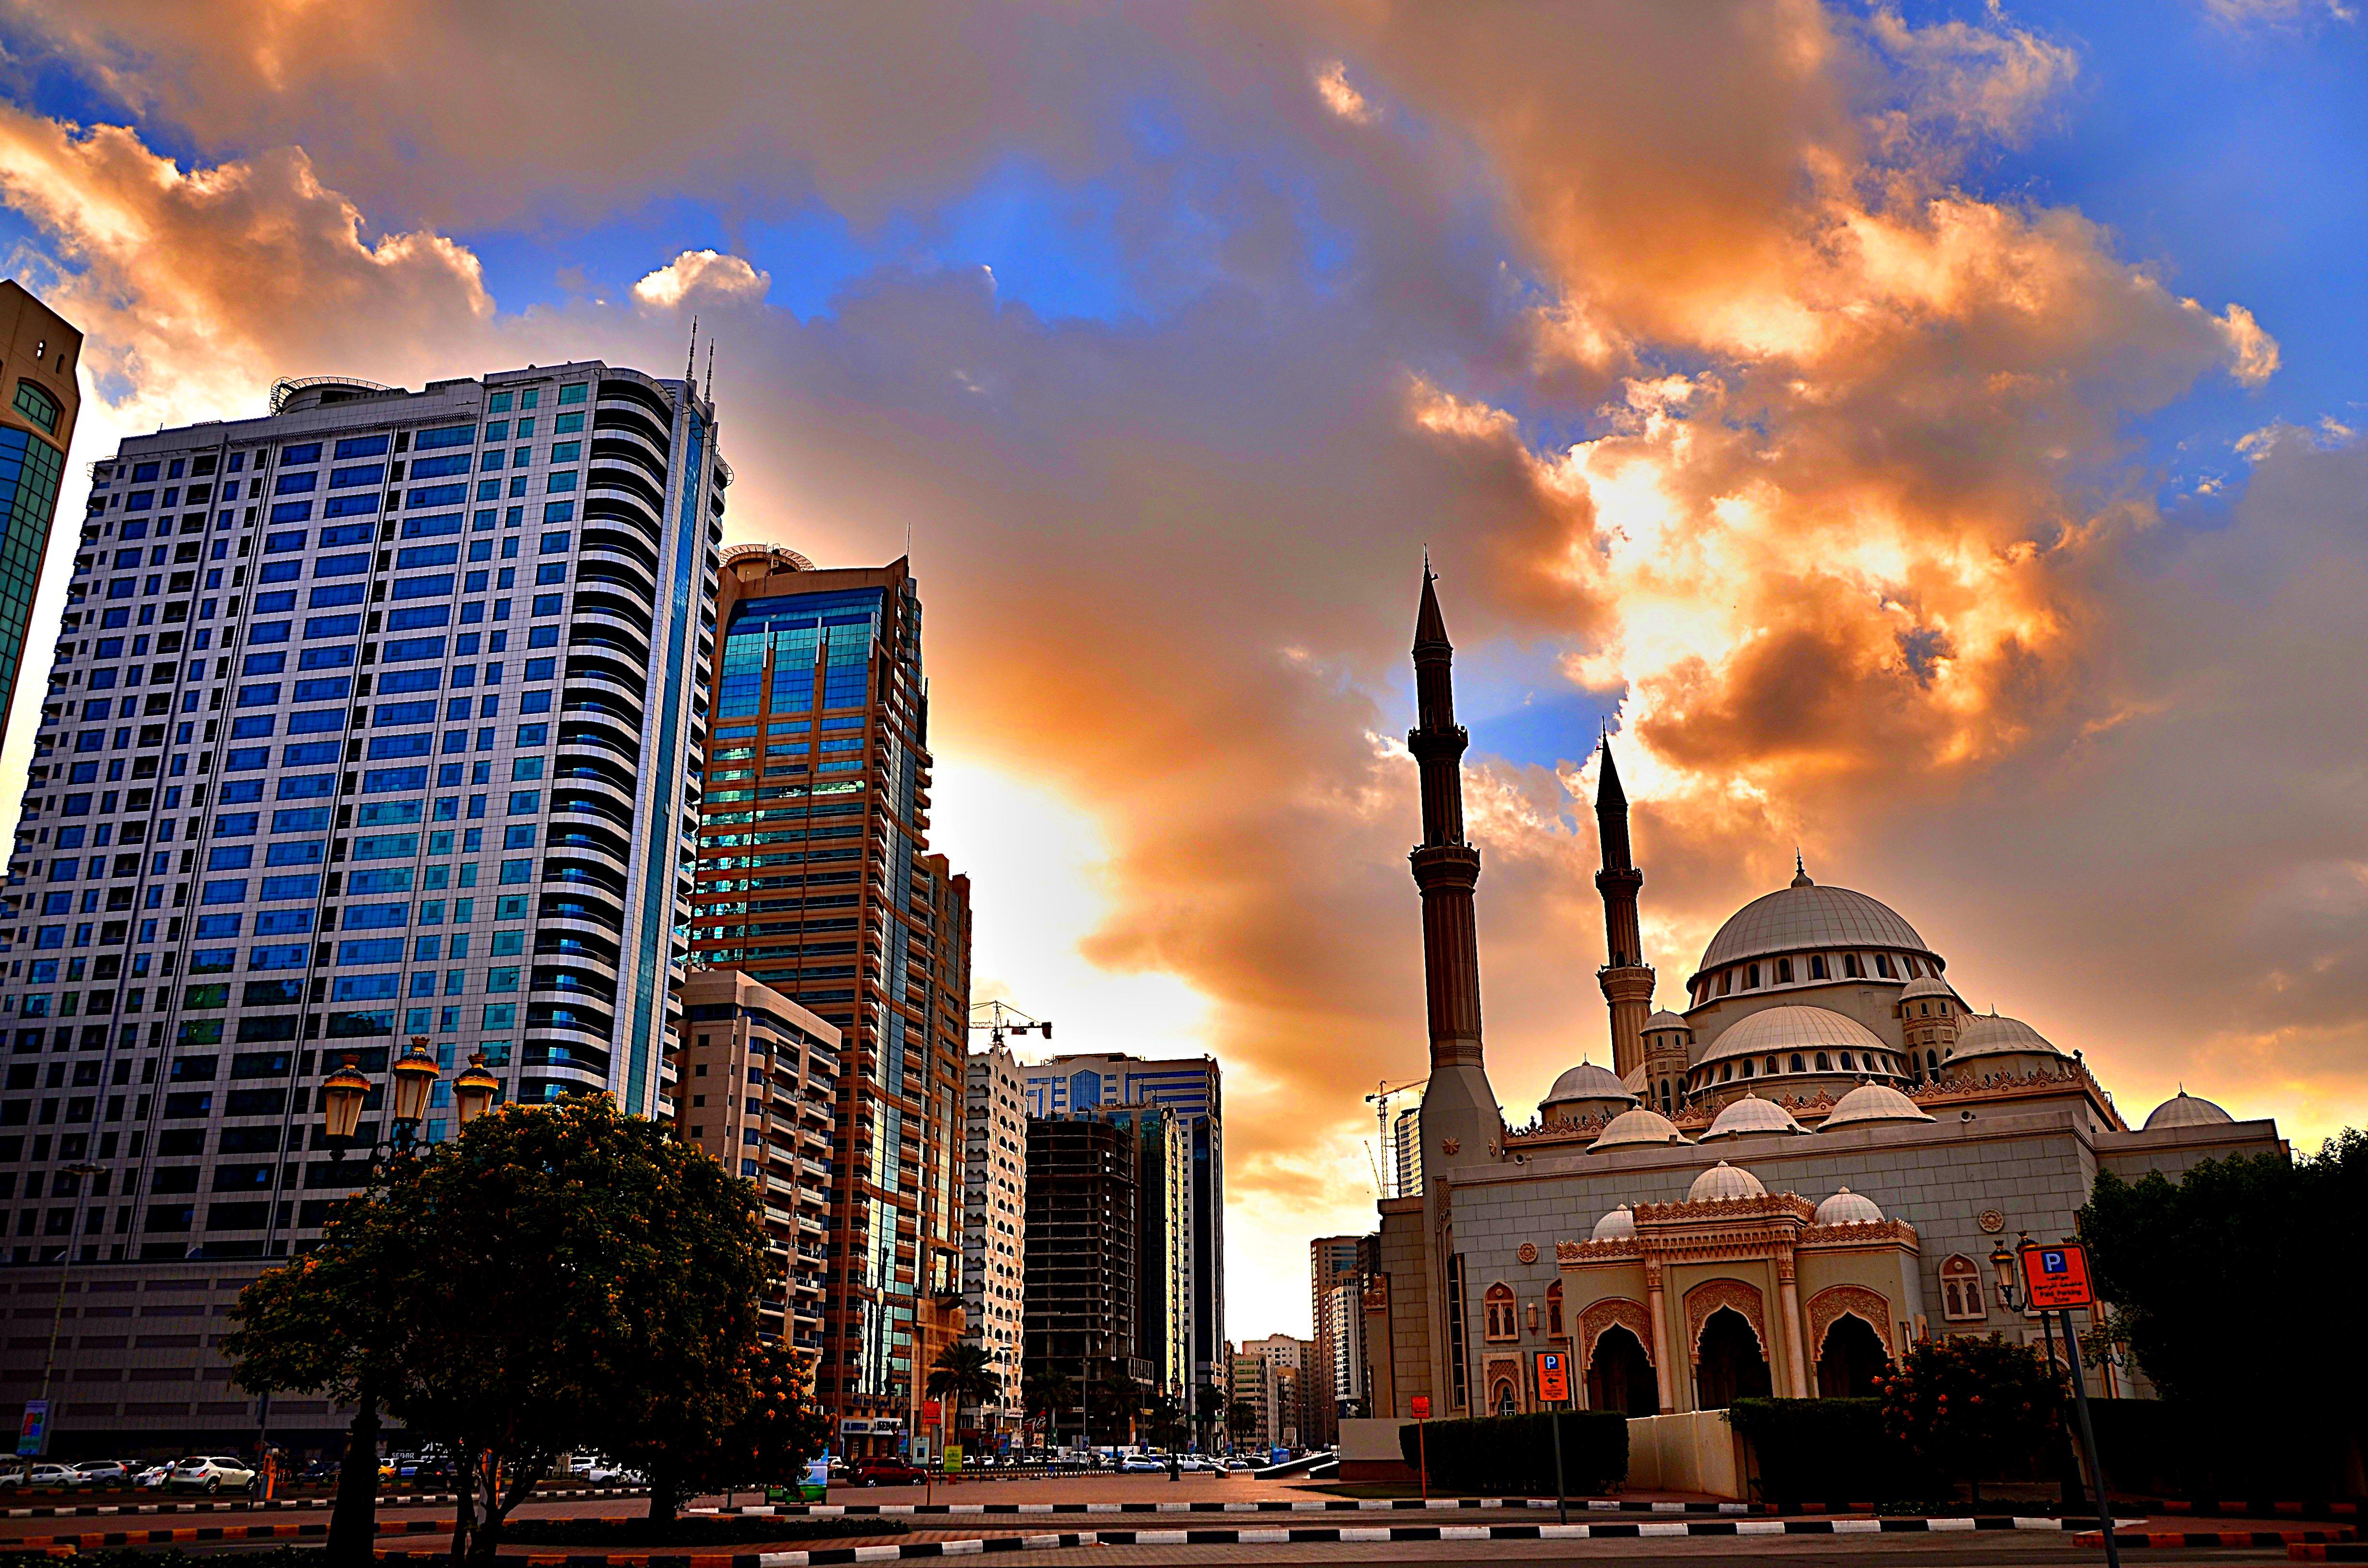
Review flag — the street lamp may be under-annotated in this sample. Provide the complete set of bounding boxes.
[452,1054,500,1127]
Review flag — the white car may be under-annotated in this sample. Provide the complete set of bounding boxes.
[72,1460,133,1487]
[169,1456,258,1494]
[0,1462,78,1489]
[134,1462,174,1490]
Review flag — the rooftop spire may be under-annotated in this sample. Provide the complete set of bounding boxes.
[1592,732,1653,1078]
[1406,566,1483,1074]
[1413,560,1450,653]
[1791,848,1812,888]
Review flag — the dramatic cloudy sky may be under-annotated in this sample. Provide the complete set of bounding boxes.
[3,1,2364,1339]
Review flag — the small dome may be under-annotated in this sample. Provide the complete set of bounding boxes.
[1686,1160,1767,1203]
[1949,1012,2065,1063]
[1899,975,1953,1002]
[1588,1106,1691,1152]
[1699,1092,1808,1141]
[1642,1009,1690,1034]
[1542,1059,1635,1107]
[1698,1004,1890,1066]
[2144,1090,2234,1130]
[1822,1082,1936,1129]
[1591,1204,1636,1241]
[1814,1186,1885,1225]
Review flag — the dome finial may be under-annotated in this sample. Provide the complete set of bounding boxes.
[1790,848,1812,888]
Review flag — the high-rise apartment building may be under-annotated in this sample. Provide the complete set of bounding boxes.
[675,968,839,1363]
[1320,1275,1369,1424]
[962,1036,1026,1434]
[1230,1333,1307,1451]
[1022,1113,1141,1443]
[1020,1052,1222,1391]
[1099,1100,1190,1400]
[0,360,724,1449]
[1306,1234,1367,1446]
[1392,1104,1420,1198]
[0,282,82,754]
[687,547,972,1452]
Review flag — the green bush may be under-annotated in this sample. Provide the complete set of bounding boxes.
[1727,1397,1921,1504]
[1397,1410,1627,1494]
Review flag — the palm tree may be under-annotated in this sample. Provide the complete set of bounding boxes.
[1023,1367,1074,1437]
[1194,1383,1226,1453]
[1226,1398,1260,1454]
[925,1342,1002,1439]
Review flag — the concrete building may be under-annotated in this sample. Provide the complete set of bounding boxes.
[0,360,725,1450]
[675,967,838,1366]
[1231,1333,1307,1451]
[1022,1113,1142,1444]
[1101,1100,1191,1400]
[1366,570,2285,1426]
[1320,1274,1370,1424]
[686,546,972,1452]
[962,1036,1026,1434]
[0,282,82,756]
[1392,1104,1420,1198]
[1306,1234,1367,1446]
[1020,1052,1222,1393]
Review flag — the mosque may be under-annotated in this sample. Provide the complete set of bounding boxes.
[1365,572,2282,1423]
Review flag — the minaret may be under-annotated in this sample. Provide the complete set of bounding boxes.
[1410,568,1483,1070]
[1408,568,1502,1177]
[1594,737,1657,1079]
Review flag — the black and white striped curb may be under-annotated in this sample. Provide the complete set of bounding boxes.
[3,1485,647,1518]
[640,1517,2146,1567]
[701,1497,1759,1518]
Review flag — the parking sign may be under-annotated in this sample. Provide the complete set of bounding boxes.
[2020,1241,2096,1309]
[1534,1350,1570,1403]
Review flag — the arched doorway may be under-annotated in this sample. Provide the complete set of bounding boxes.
[1489,1372,1519,1415]
[1816,1314,1889,1397]
[1694,1309,1771,1409]
[1587,1324,1656,1416]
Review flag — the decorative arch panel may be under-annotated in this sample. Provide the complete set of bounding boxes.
[1682,1278,1767,1362]
[1578,1296,1654,1367]
[1806,1284,1897,1360]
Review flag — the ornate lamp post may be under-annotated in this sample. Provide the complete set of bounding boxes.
[322,1038,444,1567]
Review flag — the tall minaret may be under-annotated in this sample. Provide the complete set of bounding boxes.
[1409,568,1501,1176]
[1594,737,1657,1079]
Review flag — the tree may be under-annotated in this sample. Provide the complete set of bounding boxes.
[226,1095,771,1561]
[1023,1368,1073,1435]
[1144,1390,1189,1451]
[1875,1333,2060,1506]
[1194,1383,1227,1453]
[617,1339,833,1506]
[926,1342,1003,1437]
[1091,1365,1143,1444]
[1226,1398,1259,1453]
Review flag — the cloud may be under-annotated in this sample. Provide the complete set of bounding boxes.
[1313,61,1376,124]
[632,249,771,311]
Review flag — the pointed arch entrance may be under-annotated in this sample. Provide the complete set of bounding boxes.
[1694,1309,1771,1409]
[1586,1323,1656,1415]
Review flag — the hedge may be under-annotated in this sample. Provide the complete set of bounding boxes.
[1398,1410,1628,1493]
[1727,1397,1922,1504]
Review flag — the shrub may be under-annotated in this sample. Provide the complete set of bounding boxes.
[1877,1334,2061,1506]
[1397,1410,1628,1493]
[1727,1397,1918,1504]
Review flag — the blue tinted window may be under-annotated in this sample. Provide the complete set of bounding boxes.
[321,522,376,546]
[414,425,475,450]
[333,435,390,460]
[323,493,380,517]
[402,513,464,539]
[255,909,314,935]
[264,530,308,553]
[270,500,314,523]
[329,464,385,489]
[281,443,323,465]
[385,637,446,662]
[388,605,450,631]
[276,773,336,799]
[275,473,319,495]
[309,584,366,608]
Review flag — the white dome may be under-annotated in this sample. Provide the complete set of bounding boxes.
[1949,1013,2065,1063]
[1587,1106,1691,1152]
[1695,875,1937,979]
[1899,975,1954,1002]
[1591,1204,1637,1240]
[1699,1093,1808,1141]
[1686,1160,1767,1203]
[1813,1187,1885,1225]
[1698,1004,1890,1066]
[1642,1009,1690,1034]
[1821,1082,1935,1129]
[2143,1090,2234,1130]
[1542,1060,1635,1106]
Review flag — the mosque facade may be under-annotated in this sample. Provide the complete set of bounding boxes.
[1368,573,2282,1421]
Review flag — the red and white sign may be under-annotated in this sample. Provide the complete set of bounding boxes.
[921,1399,943,1425]
[1534,1350,1570,1404]
[2020,1241,2096,1310]
[1410,1396,1431,1419]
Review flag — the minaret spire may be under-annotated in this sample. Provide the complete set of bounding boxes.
[1408,566,1482,1073]
[1594,735,1656,1078]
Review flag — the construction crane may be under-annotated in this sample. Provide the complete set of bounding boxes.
[969,999,1053,1049]
[1364,1078,1424,1199]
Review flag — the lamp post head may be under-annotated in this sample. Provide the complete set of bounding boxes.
[452,1053,499,1127]
[389,1036,442,1127]
[321,1054,372,1143]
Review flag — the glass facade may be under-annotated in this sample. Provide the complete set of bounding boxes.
[0,426,65,741]
[0,363,720,1273]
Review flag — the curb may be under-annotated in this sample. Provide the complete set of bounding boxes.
[2288,1546,2368,1561]
[2157,1500,2362,1521]
[2,1487,648,1519]
[365,1515,2140,1564]
[13,1518,455,1549]
[703,1496,1761,1517]
[2077,1529,2357,1549]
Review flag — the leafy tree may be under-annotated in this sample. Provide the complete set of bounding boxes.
[1875,1333,2060,1506]
[1144,1391,1189,1450]
[225,1095,770,1559]
[1226,1398,1259,1452]
[1091,1365,1143,1444]
[615,1340,832,1507]
[1194,1383,1226,1452]
[925,1342,1003,1437]
[1022,1368,1073,1435]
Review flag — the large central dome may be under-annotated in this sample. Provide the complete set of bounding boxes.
[1693,874,1936,981]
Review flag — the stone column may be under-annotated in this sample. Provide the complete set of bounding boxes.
[1776,1252,1811,1399]
[1645,1259,1675,1413]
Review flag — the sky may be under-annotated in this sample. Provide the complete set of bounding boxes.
[1,0,2365,1344]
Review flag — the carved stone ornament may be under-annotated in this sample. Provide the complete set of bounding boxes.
[1683,1277,1768,1361]
[1806,1283,1897,1360]
[1578,1296,1655,1367]
[1516,1241,1539,1264]
[1978,1209,2007,1234]
[1442,1136,1460,1155]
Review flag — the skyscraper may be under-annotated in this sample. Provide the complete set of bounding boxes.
[1306,1233,1367,1446]
[0,282,83,754]
[1018,1051,1223,1391]
[0,360,723,1449]
[687,547,971,1452]
[1023,1111,1140,1444]
[962,1035,1026,1436]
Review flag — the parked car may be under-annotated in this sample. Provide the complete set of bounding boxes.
[298,1458,341,1485]
[134,1462,175,1490]
[71,1460,133,1487]
[846,1457,928,1487]
[1,1463,79,1489]
[1117,1454,1165,1473]
[578,1460,640,1484]
[169,1456,257,1494]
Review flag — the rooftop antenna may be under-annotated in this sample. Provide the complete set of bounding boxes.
[705,336,715,404]
[685,314,699,386]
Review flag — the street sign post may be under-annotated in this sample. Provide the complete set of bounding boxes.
[2022,1242,2097,1310]
[1409,1396,1430,1500]
[1535,1351,1571,1524]
[15,1400,48,1458]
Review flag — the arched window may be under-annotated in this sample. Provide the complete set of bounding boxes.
[1776,957,1793,983]
[1906,956,1923,977]
[1765,1056,1779,1075]
[1745,963,1761,989]
[1875,954,1895,978]
[1844,954,1863,978]
[1546,1281,1564,1338]
[1814,1052,1830,1071]
[1810,954,1828,980]
[1719,1062,1733,1082]
[1925,1049,1938,1072]
[1658,1078,1672,1112]
[1718,970,1733,996]
[1740,1059,1754,1078]
[1790,1054,1805,1073]
[1918,1002,1929,1017]
[1838,1051,1853,1070]
[1484,1283,1518,1342]
[1939,1256,1985,1322]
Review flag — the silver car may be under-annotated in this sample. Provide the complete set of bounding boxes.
[169,1455,258,1494]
